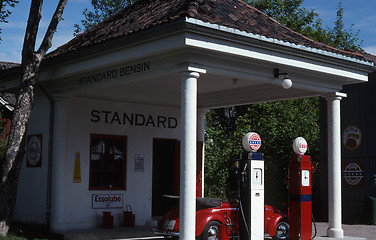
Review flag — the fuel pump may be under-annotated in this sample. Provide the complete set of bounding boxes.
[239,132,264,240]
[288,137,312,240]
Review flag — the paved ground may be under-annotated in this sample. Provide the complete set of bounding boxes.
[63,226,158,240]
[62,222,376,240]
[313,222,375,240]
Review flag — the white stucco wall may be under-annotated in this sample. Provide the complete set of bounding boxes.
[60,96,182,229]
[13,96,51,224]
[13,93,206,230]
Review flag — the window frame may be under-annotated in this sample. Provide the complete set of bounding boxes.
[89,133,127,190]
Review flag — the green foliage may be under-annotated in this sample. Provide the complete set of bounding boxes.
[247,0,318,35]
[0,0,19,41]
[74,0,136,36]
[205,98,320,197]
[247,0,363,51]
[321,3,362,51]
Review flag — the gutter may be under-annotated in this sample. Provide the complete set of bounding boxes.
[37,82,55,225]
[185,17,375,68]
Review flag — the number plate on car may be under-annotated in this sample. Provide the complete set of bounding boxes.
[164,220,176,230]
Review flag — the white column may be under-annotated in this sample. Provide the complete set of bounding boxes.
[326,92,346,238]
[50,97,69,231]
[180,71,200,240]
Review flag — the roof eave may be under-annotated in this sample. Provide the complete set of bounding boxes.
[185,17,375,71]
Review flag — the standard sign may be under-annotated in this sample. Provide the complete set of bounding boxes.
[92,194,123,209]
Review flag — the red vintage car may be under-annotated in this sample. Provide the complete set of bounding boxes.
[154,197,289,240]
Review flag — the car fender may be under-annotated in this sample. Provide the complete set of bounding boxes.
[195,208,227,236]
[265,213,283,237]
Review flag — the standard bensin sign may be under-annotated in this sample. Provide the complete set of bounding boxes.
[79,61,150,87]
[92,194,123,209]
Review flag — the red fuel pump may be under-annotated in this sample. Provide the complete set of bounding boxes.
[288,137,312,240]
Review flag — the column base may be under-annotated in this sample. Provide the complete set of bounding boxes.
[327,227,344,238]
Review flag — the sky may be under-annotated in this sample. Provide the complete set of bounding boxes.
[0,0,376,64]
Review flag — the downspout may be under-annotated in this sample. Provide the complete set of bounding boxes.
[38,82,55,226]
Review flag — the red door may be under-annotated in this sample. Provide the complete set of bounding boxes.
[152,139,203,216]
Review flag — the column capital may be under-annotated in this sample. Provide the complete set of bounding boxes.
[177,63,206,76]
[180,71,200,79]
[324,92,347,101]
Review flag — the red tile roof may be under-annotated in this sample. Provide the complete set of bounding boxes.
[30,0,376,65]
[360,51,376,64]
[0,61,20,71]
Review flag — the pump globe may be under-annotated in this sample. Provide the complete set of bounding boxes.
[293,137,308,155]
[242,132,261,152]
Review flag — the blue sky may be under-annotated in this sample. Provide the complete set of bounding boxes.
[302,0,376,55]
[1,0,375,63]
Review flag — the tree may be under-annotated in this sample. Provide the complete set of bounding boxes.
[74,0,136,35]
[0,0,19,41]
[323,2,362,51]
[247,0,363,51]
[247,0,319,36]
[204,99,320,199]
[0,0,68,236]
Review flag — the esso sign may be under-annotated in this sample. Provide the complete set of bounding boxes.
[293,137,308,155]
[242,132,261,152]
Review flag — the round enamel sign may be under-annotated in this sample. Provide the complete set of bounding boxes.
[26,135,42,166]
[242,132,261,152]
[293,137,308,155]
[343,125,362,150]
[343,162,363,186]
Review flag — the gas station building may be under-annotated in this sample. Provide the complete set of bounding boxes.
[0,0,375,238]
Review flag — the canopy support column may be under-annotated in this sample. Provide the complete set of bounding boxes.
[326,92,346,238]
[179,71,200,240]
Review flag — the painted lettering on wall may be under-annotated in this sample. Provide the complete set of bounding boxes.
[79,61,150,86]
[90,110,178,128]
[92,194,123,209]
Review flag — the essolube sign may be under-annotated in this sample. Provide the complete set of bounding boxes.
[92,194,123,209]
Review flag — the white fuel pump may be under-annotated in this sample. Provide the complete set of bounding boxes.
[239,132,264,240]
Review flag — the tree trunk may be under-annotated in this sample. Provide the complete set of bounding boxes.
[0,57,40,236]
[0,0,67,236]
